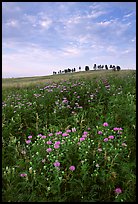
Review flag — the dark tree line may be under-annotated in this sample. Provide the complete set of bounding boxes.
[53,64,121,75]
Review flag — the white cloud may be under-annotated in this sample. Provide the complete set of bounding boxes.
[5,19,19,27]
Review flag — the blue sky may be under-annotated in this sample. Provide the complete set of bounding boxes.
[2,2,136,78]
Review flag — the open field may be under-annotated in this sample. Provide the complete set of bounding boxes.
[2,70,136,202]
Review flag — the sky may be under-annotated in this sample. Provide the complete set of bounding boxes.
[2,2,136,78]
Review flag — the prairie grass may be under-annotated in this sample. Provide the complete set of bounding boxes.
[2,70,136,202]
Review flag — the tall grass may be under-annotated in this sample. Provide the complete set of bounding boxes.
[2,70,136,202]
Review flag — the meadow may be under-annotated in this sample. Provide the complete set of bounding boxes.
[2,70,136,202]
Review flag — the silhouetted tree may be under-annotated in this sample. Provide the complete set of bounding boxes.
[93,64,96,70]
[85,66,89,71]
[73,68,76,72]
[116,66,121,71]
[79,66,81,71]
[105,65,108,70]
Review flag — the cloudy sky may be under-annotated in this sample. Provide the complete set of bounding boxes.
[2,2,136,78]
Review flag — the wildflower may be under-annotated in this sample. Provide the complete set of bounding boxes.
[66,129,71,133]
[69,166,75,171]
[115,187,122,195]
[55,141,60,145]
[118,131,122,134]
[41,135,46,139]
[42,159,46,163]
[96,164,100,168]
[103,122,109,127]
[47,148,52,152]
[54,161,60,167]
[87,127,91,130]
[56,131,62,135]
[83,131,88,135]
[48,133,53,136]
[77,142,81,145]
[47,141,52,145]
[98,148,102,152]
[28,135,32,139]
[104,138,108,142]
[62,133,69,137]
[82,134,87,138]
[25,140,31,144]
[108,135,114,139]
[20,173,27,177]
[80,137,85,142]
[122,142,127,147]
[54,144,60,149]
[72,127,76,132]
[113,127,119,131]
[98,131,103,135]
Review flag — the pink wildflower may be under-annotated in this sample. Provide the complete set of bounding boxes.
[28,135,32,139]
[47,141,52,145]
[55,141,60,145]
[82,134,87,138]
[104,138,108,142]
[108,135,114,139]
[56,131,62,135]
[80,137,85,142]
[42,159,46,163]
[83,131,88,135]
[98,148,102,152]
[20,173,27,177]
[62,133,69,137]
[69,166,75,171]
[46,148,52,152]
[113,127,119,131]
[41,135,46,139]
[103,122,109,127]
[87,127,91,130]
[66,129,71,133]
[115,188,122,194]
[98,131,103,135]
[54,144,60,149]
[54,161,60,167]
[25,140,31,144]
[48,133,53,136]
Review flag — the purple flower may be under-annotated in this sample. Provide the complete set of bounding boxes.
[83,131,88,135]
[54,144,60,149]
[104,138,108,142]
[98,131,103,135]
[115,188,122,194]
[103,122,109,127]
[108,135,114,139]
[82,134,87,138]
[69,166,75,171]
[62,133,69,137]
[48,133,53,136]
[47,141,52,145]
[41,135,46,139]
[87,127,91,130]
[28,135,32,139]
[54,161,60,167]
[113,127,119,131]
[80,137,85,142]
[20,173,27,177]
[66,129,71,133]
[25,140,31,144]
[46,148,52,152]
[55,141,60,145]
[56,131,62,135]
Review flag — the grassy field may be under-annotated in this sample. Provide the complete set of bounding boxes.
[2,70,136,202]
